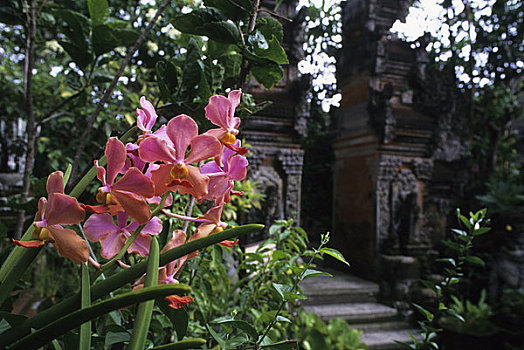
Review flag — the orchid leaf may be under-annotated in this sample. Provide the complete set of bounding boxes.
[129,236,160,350]
[6,285,190,350]
[1,224,263,345]
[79,262,91,350]
[156,298,188,340]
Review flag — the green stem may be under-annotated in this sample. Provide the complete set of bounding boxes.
[128,236,160,350]
[149,338,206,350]
[256,237,328,347]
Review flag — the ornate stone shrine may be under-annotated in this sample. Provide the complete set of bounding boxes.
[241,0,309,243]
[332,0,470,302]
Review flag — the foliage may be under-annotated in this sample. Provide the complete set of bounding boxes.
[397,209,491,350]
[293,312,367,350]
[181,219,355,349]
[440,289,496,336]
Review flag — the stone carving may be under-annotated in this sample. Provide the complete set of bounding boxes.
[247,165,284,242]
[374,156,432,254]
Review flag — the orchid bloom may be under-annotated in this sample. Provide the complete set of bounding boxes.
[133,230,194,309]
[13,171,89,264]
[83,212,162,259]
[163,205,237,247]
[136,96,158,135]
[83,137,155,225]
[138,114,221,199]
[204,89,248,160]
[200,140,248,205]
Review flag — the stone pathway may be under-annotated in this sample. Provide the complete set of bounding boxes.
[300,271,420,350]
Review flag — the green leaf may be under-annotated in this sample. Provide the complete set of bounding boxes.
[413,303,434,322]
[104,330,130,347]
[156,60,179,100]
[156,298,188,340]
[212,319,258,340]
[435,258,456,267]
[79,263,91,350]
[276,315,291,323]
[206,324,227,348]
[319,247,350,267]
[473,227,491,236]
[248,31,288,64]
[149,338,206,349]
[204,21,241,44]
[87,0,109,26]
[464,255,485,266]
[128,236,160,350]
[171,8,222,36]
[250,61,283,89]
[114,28,140,47]
[7,285,191,350]
[272,283,289,300]
[260,340,298,349]
[92,24,118,56]
[0,319,11,335]
[58,41,92,69]
[204,0,252,20]
[301,269,333,280]
[255,17,284,43]
[55,10,90,50]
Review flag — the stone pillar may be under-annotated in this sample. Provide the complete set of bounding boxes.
[333,0,469,303]
[241,0,309,243]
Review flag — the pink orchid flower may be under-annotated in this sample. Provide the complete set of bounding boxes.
[83,137,155,225]
[136,96,158,135]
[204,89,248,160]
[83,211,162,259]
[134,230,194,309]
[163,205,237,247]
[200,140,248,205]
[13,171,89,264]
[138,114,221,199]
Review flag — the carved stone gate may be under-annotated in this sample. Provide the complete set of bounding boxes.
[332,0,470,302]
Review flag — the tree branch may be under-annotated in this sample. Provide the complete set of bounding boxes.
[15,0,38,239]
[68,0,174,186]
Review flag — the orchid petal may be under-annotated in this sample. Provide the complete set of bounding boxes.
[228,89,241,115]
[95,160,107,186]
[111,190,151,225]
[228,155,248,181]
[165,295,193,309]
[111,167,155,199]
[105,137,127,186]
[185,134,222,164]
[84,213,117,242]
[150,164,175,196]
[166,115,198,161]
[34,197,46,222]
[12,239,45,248]
[48,226,89,263]
[200,160,222,175]
[205,95,230,129]
[127,233,152,257]
[137,96,157,132]
[141,216,163,235]
[46,171,64,206]
[98,229,126,259]
[138,136,177,164]
[116,211,129,228]
[178,165,209,199]
[45,193,85,226]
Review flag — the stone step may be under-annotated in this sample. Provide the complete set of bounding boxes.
[350,320,412,333]
[300,272,379,304]
[302,302,400,323]
[360,329,421,350]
